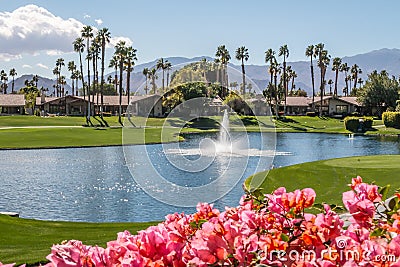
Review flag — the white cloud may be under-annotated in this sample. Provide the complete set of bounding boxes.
[22,64,32,68]
[109,36,133,47]
[84,14,91,19]
[37,63,49,69]
[95,19,103,25]
[0,5,133,61]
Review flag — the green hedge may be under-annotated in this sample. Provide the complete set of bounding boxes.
[344,117,373,132]
[382,112,400,129]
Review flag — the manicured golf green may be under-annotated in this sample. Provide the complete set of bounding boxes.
[0,215,156,265]
[245,155,400,206]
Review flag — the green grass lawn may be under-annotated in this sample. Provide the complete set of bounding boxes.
[0,215,155,265]
[245,155,400,206]
[0,115,399,149]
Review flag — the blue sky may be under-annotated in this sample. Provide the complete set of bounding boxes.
[0,0,399,78]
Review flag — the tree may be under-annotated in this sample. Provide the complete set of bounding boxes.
[305,45,316,110]
[215,45,231,97]
[125,46,138,105]
[55,58,65,96]
[235,46,249,98]
[73,37,86,116]
[148,68,158,94]
[165,61,172,89]
[339,63,350,96]
[290,70,297,94]
[0,70,8,94]
[327,79,333,95]
[156,58,167,93]
[357,70,399,117]
[109,55,119,95]
[351,64,362,91]
[265,49,276,106]
[98,28,111,119]
[143,68,149,95]
[314,43,330,116]
[52,67,60,96]
[332,57,342,96]
[68,61,77,96]
[32,75,39,88]
[9,68,17,94]
[278,45,289,113]
[81,25,94,121]
[114,40,127,125]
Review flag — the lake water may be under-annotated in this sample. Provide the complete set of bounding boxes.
[0,133,399,222]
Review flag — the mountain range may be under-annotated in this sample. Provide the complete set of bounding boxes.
[7,48,400,97]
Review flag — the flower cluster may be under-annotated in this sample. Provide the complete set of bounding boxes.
[4,177,400,266]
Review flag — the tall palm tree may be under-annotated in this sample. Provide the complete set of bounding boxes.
[165,61,172,89]
[339,63,350,96]
[156,58,167,93]
[73,37,86,116]
[351,64,362,90]
[109,55,119,95]
[81,25,94,119]
[278,45,289,113]
[327,79,333,95]
[305,45,316,110]
[143,68,149,95]
[265,48,276,88]
[89,37,101,113]
[357,78,363,88]
[32,75,39,88]
[9,68,17,94]
[67,61,76,96]
[55,58,65,96]
[125,46,138,104]
[215,45,231,97]
[235,46,249,98]
[290,70,297,95]
[53,67,60,96]
[314,43,330,116]
[97,28,111,118]
[332,57,342,96]
[115,40,127,125]
[0,70,8,94]
[149,68,158,94]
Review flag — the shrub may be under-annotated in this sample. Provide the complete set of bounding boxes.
[344,116,373,132]
[306,111,316,117]
[38,177,400,267]
[382,111,400,129]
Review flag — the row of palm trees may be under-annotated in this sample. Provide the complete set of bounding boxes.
[0,68,18,94]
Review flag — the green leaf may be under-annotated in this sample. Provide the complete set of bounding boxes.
[280,233,290,242]
[388,197,397,211]
[370,228,385,237]
[379,185,391,200]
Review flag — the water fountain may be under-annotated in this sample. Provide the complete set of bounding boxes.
[215,110,232,153]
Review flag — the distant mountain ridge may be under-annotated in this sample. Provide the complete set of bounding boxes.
[8,48,400,97]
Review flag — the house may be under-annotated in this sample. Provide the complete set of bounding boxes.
[36,94,164,117]
[285,96,362,116]
[246,95,271,116]
[0,94,26,115]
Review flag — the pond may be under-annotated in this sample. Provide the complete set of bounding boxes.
[0,133,399,222]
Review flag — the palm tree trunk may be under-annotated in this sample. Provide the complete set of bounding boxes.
[334,69,339,96]
[126,62,131,105]
[241,59,246,98]
[92,59,96,115]
[162,70,165,93]
[310,62,315,111]
[118,60,124,125]
[283,60,287,114]
[78,52,86,118]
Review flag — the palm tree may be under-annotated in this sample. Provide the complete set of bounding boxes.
[109,55,119,95]
[89,38,101,113]
[125,46,138,104]
[278,45,289,113]
[73,37,86,116]
[9,68,17,94]
[357,78,363,88]
[265,48,276,87]
[32,75,39,88]
[115,40,127,125]
[290,70,297,95]
[52,66,60,96]
[165,61,172,89]
[327,79,333,95]
[97,28,111,118]
[67,61,76,96]
[199,58,208,84]
[81,25,94,119]
[149,68,158,93]
[215,45,231,97]
[235,46,249,98]
[332,57,342,96]
[305,45,316,110]
[143,68,149,95]
[55,58,65,96]
[314,43,330,116]
[156,58,168,93]
[339,63,350,96]
[351,64,362,90]
[0,70,8,94]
